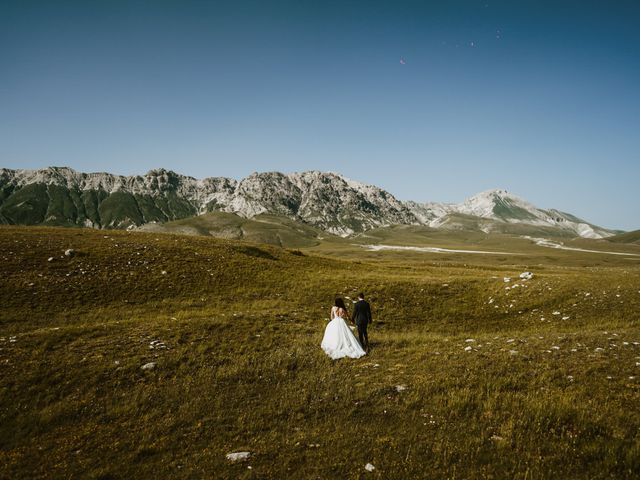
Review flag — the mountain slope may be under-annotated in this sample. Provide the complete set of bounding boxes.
[0,167,416,235]
[0,167,619,239]
[606,229,640,245]
[407,189,616,239]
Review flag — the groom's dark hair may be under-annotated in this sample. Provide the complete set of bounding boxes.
[358,293,365,300]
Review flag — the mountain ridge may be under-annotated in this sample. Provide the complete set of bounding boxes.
[0,166,620,238]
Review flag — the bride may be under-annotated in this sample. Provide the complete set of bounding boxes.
[321,298,366,359]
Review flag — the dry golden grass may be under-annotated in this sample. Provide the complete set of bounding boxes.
[1,226,639,479]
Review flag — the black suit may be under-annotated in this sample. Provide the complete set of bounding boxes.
[352,299,372,350]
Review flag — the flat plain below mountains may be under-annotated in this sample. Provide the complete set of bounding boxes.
[1,225,639,479]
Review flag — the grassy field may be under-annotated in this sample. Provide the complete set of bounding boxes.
[1,225,639,479]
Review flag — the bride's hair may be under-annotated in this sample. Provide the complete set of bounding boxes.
[334,298,347,310]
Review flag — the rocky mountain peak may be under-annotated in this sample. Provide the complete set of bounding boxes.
[0,166,617,238]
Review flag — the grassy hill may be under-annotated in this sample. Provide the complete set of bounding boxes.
[607,229,640,245]
[136,212,333,248]
[1,226,639,478]
[431,212,586,238]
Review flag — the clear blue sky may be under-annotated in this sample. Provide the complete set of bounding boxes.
[1,1,638,230]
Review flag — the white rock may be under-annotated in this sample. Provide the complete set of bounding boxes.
[552,311,561,315]
[464,346,473,351]
[519,272,533,280]
[141,362,157,370]
[503,277,511,283]
[64,249,75,257]
[365,463,376,472]
[395,385,407,392]
[226,452,251,462]
[47,257,54,262]
[465,339,476,343]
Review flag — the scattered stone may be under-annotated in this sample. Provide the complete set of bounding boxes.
[465,339,476,343]
[519,271,533,280]
[226,452,251,462]
[47,257,54,262]
[64,249,75,257]
[503,277,511,283]
[395,385,407,392]
[490,435,504,441]
[509,350,518,355]
[552,311,561,316]
[141,362,157,370]
[364,463,376,472]
[464,346,473,351]
[562,316,570,320]
[161,270,167,275]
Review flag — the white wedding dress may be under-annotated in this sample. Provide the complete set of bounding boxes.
[321,306,366,359]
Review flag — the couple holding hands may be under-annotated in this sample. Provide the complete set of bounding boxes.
[321,293,372,360]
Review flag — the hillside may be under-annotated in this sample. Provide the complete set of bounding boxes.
[606,229,640,245]
[1,225,639,478]
[137,212,333,248]
[0,167,415,235]
[0,167,618,239]
[419,189,616,239]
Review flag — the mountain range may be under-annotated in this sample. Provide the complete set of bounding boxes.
[0,166,619,239]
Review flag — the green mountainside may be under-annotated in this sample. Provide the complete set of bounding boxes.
[0,182,198,229]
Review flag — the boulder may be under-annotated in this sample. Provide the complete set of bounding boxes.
[226,452,251,462]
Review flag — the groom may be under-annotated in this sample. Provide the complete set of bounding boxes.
[352,293,373,352]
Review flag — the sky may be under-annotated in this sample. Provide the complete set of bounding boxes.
[0,0,638,230]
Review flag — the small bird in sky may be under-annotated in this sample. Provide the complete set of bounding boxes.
[400,57,406,65]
